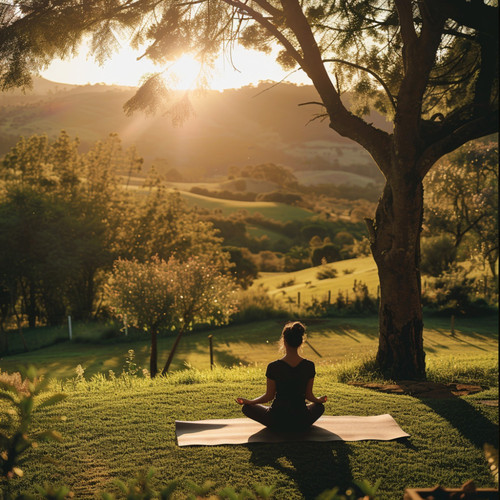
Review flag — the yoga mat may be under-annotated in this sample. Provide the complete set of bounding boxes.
[175,414,410,446]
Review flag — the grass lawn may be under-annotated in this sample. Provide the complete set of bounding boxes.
[1,314,498,499]
[0,314,498,381]
[0,315,498,378]
[5,368,498,499]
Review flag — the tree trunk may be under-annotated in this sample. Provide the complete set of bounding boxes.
[0,326,8,355]
[150,327,158,378]
[367,178,426,380]
[161,326,186,375]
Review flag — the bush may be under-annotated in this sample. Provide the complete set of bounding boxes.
[230,287,288,323]
[316,267,338,280]
[421,235,457,277]
[311,244,341,266]
[422,266,479,314]
[256,191,302,204]
[334,231,355,246]
[276,278,296,289]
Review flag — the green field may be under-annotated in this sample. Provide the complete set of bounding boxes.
[246,224,292,243]
[179,190,314,221]
[254,256,380,304]
[1,314,497,381]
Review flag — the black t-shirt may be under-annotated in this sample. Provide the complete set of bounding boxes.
[265,359,316,429]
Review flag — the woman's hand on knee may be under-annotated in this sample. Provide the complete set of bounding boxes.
[236,398,252,405]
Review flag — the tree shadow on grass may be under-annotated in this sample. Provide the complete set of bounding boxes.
[248,441,352,499]
[213,348,246,366]
[419,396,498,450]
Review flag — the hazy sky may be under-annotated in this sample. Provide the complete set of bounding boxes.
[41,41,310,90]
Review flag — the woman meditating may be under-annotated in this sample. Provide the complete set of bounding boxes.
[236,321,327,432]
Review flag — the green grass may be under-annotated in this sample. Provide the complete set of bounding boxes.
[246,224,293,244]
[5,367,498,499]
[2,315,498,499]
[1,315,497,382]
[254,256,381,303]
[178,190,314,221]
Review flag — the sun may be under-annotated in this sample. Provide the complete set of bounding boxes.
[41,39,310,89]
[167,54,205,90]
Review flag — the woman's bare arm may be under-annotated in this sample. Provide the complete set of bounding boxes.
[236,378,276,405]
[305,377,327,404]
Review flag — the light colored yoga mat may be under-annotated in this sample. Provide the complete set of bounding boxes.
[175,414,410,446]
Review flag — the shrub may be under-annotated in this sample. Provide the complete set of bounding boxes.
[230,287,288,323]
[422,266,475,314]
[0,367,66,488]
[334,231,355,246]
[276,278,295,289]
[256,191,302,204]
[316,267,338,280]
[311,244,341,266]
[421,235,457,277]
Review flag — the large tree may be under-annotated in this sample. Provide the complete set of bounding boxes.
[1,0,497,379]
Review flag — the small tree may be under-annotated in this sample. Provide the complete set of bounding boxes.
[161,256,238,375]
[106,256,238,377]
[106,257,176,377]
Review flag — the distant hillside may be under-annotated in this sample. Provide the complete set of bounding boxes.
[0,77,388,182]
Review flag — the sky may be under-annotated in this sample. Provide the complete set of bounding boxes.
[41,40,310,91]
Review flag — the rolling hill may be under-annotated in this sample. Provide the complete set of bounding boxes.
[0,78,387,183]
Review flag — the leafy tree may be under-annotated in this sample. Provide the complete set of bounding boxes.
[2,1,497,378]
[420,235,457,277]
[424,140,498,280]
[160,256,238,374]
[106,257,176,377]
[120,183,225,265]
[106,256,237,377]
[301,224,328,242]
[0,132,138,325]
[224,246,259,289]
[311,243,341,267]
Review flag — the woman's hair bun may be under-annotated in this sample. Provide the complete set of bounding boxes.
[282,321,306,348]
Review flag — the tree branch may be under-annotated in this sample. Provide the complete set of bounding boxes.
[418,110,499,178]
[221,0,304,67]
[278,0,392,175]
[394,0,417,72]
[322,58,396,111]
[438,0,498,39]
[251,0,283,19]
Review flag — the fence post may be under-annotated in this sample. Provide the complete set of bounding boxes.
[328,290,331,305]
[208,334,214,370]
[450,314,455,337]
[297,291,301,307]
[68,315,73,341]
